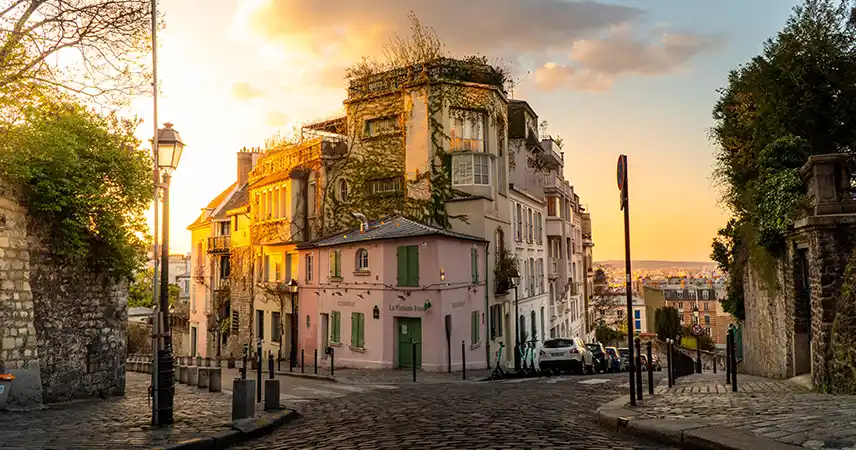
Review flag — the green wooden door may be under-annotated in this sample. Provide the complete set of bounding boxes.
[397,318,422,368]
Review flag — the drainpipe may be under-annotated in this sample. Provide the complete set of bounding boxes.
[485,241,490,369]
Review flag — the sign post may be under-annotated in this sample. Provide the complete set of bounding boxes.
[617,154,636,406]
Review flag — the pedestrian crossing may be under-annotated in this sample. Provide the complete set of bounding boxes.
[223,383,397,404]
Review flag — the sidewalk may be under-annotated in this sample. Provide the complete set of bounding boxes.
[598,372,856,449]
[0,371,296,450]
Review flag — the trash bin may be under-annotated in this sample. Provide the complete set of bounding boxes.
[0,373,15,410]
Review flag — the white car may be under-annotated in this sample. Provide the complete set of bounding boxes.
[538,337,594,374]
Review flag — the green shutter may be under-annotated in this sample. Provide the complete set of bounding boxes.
[329,252,335,277]
[471,311,477,344]
[351,312,358,347]
[471,248,478,283]
[396,247,407,286]
[407,246,419,287]
[332,311,340,343]
[357,313,365,348]
[335,251,341,276]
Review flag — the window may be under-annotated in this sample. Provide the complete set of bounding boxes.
[370,177,401,194]
[231,310,239,334]
[702,290,710,300]
[537,258,544,294]
[256,255,263,282]
[634,310,641,319]
[305,254,313,281]
[331,311,341,343]
[530,310,537,342]
[676,291,683,300]
[329,250,342,278]
[364,116,398,137]
[704,315,711,325]
[452,153,490,186]
[450,110,485,152]
[489,305,503,339]
[396,245,420,287]
[471,310,480,344]
[233,215,239,231]
[535,212,542,244]
[351,312,365,348]
[527,208,534,243]
[703,302,709,311]
[539,307,545,343]
[271,312,281,342]
[274,261,281,281]
[308,179,317,216]
[518,315,526,343]
[219,255,230,279]
[356,249,369,271]
[338,179,349,202]
[635,320,642,331]
[529,258,535,296]
[285,253,293,281]
[264,255,270,282]
[547,196,557,217]
[256,310,265,341]
[471,248,479,283]
[515,204,522,242]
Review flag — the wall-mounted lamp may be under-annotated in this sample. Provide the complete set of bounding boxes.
[423,300,432,310]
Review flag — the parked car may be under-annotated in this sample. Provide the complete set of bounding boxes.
[586,342,610,373]
[651,355,662,371]
[538,337,593,374]
[618,348,630,369]
[605,347,625,372]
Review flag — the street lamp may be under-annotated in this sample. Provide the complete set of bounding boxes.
[692,304,701,373]
[510,272,521,372]
[151,122,186,426]
[288,279,299,369]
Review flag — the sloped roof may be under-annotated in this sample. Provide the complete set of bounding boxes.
[215,182,249,219]
[297,216,486,249]
[187,182,237,229]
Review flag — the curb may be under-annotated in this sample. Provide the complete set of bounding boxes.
[273,371,338,383]
[156,409,299,450]
[597,400,802,450]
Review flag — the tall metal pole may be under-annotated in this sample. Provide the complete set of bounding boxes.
[156,173,174,425]
[514,285,520,372]
[149,0,160,427]
[620,155,636,406]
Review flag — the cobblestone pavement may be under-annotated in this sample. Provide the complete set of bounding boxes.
[231,372,674,449]
[221,367,400,404]
[321,367,493,384]
[0,372,243,449]
[626,373,856,449]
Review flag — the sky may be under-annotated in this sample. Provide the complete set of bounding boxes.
[133,0,802,262]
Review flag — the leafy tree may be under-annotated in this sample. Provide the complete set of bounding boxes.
[711,0,856,317]
[128,267,180,308]
[0,100,153,279]
[654,307,682,342]
[595,325,625,346]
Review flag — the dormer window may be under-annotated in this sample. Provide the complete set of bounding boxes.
[370,177,401,194]
[450,109,485,152]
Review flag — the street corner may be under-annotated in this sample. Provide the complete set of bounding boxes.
[232,408,299,438]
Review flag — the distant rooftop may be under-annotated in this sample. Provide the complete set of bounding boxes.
[297,216,486,249]
[347,57,507,99]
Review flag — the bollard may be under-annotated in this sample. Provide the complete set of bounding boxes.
[289,350,294,373]
[176,356,185,384]
[264,378,281,411]
[209,357,222,393]
[330,347,335,377]
[666,340,673,387]
[231,378,255,421]
[461,340,466,381]
[646,341,654,395]
[730,329,738,392]
[634,338,643,401]
[241,344,248,380]
[726,331,732,385]
[187,356,199,386]
[713,352,717,374]
[197,357,210,389]
[268,352,275,380]
[412,340,417,382]
[277,351,281,372]
[256,340,263,403]
[301,349,305,374]
[314,349,318,374]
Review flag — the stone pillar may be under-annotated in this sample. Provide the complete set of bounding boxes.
[209,357,222,393]
[231,378,255,421]
[264,379,280,411]
[176,356,185,383]
[187,357,198,386]
[197,357,210,389]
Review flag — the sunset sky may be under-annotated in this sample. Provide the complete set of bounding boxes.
[134,0,801,262]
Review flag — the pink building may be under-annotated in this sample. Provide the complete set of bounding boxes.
[297,216,489,372]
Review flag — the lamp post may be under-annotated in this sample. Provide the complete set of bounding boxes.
[692,304,701,373]
[510,272,521,372]
[287,279,299,369]
[151,122,186,426]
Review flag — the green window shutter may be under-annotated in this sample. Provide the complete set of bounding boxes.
[329,252,335,277]
[350,312,357,347]
[396,247,407,286]
[332,311,340,343]
[335,251,341,276]
[471,248,478,283]
[358,313,365,348]
[471,311,477,344]
[407,246,419,287]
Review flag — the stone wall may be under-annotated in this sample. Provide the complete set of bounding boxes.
[741,257,793,379]
[0,177,128,407]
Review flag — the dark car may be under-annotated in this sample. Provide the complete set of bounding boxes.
[605,347,624,372]
[618,348,630,369]
[586,343,609,373]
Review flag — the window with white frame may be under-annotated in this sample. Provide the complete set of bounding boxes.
[370,177,401,194]
[529,258,535,296]
[364,116,398,137]
[515,203,522,242]
[305,254,313,281]
[338,179,349,202]
[450,109,485,152]
[527,208,534,243]
[452,153,490,186]
[356,248,369,271]
[535,212,542,244]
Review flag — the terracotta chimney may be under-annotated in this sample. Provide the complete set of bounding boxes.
[237,148,254,186]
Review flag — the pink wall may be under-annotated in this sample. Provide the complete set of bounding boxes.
[297,236,488,372]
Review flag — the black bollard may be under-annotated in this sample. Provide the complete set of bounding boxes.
[666,341,673,387]
[301,349,305,374]
[726,331,732,385]
[330,347,335,377]
[646,341,654,395]
[268,352,274,379]
[412,340,417,382]
[314,349,318,375]
[461,340,466,381]
[713,351,717,374]
[256,340,262,403]
[277,350,281,372]
[730,329,738,392]
[634,338,643,401]
[241,344,248,380]
[289,350,293,373]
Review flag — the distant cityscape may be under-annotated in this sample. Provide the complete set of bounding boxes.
[595,260,724,288]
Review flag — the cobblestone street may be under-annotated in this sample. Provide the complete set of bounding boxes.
[0,372,237,449]
[232,372,674,449]
[620,373,856,449]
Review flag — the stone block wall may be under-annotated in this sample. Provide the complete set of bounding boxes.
[741,257,793,379]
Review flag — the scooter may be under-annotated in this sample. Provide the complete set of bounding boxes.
[521,344,536,377]
[489,343,506,380]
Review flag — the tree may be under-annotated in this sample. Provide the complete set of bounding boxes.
[0,0,155,113]
[590,269,621,327]
[711,0,856,317]
[654,307,682,342]
[595,325,625,346]
[128,267,180,308]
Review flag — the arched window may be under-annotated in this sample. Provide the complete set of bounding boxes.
[355,248,369,271]
[338,179,349,202]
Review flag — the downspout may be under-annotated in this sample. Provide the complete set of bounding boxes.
[484,240,490,369]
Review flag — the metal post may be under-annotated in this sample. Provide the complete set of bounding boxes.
[301,349,305,374]
[412,340,417,382]
[155,172,174,426]
[646,341,654,395]
[696,337,702,374]
[726,330,732,384]
[514,286,520,372]
[619,155,636,406]
[666,340,673,387]
[290,290,298,371]
[713,350,717,374]
[268,352,274,379]
[634,337,642,401]
[462,340,466,381]
[730,329,738,391]
[241,344,247,380]
[256,339,262,403]
[314,349,318,374]
[330,347,334,377]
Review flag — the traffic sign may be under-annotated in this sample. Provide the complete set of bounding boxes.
[617,155,627,192]
[691,323,704,336]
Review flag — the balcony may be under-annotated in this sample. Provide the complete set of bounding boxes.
[207,235,231,254]
[549,258,559,279]
[546,217,564,237]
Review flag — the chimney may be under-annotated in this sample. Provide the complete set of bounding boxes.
[351,212,370,233]
[237,148,253,186]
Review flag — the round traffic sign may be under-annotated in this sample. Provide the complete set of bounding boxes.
[617,155,627,191]
[691,323,704,336]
